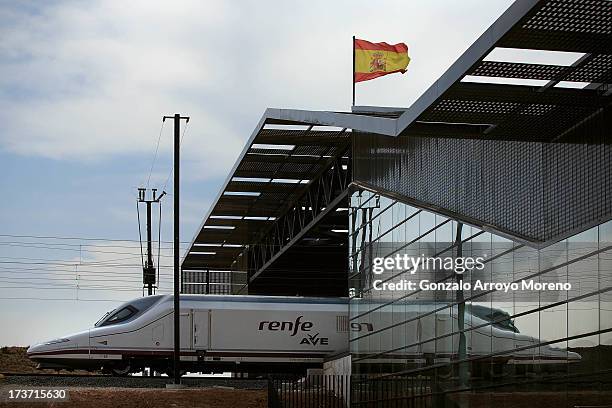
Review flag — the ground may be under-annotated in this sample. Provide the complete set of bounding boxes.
[0,347,267,407]
[0,347,94,375]
[0,347,36,374]
[0,387,267,408]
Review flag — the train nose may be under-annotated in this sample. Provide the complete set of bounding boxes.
[26,344,41,356]
[567,350,582,361]
[26,342,51,362]
[27,338,71,357]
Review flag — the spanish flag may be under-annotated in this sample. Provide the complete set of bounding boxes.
[354,39,410,83]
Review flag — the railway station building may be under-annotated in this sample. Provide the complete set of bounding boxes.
[182,0,612,405]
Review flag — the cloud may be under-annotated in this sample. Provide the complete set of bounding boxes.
[0,0,241,169]
[0,0,513,169]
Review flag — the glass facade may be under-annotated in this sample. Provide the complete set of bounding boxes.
[349,189,612,407]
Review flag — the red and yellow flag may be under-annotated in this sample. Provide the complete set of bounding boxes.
[354,39,410,83]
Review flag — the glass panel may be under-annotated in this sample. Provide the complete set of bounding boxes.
[348,193,612,406]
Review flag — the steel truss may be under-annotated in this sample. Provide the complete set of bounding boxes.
[247,143,351,283]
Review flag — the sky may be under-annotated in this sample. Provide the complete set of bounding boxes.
[0,0,518,346]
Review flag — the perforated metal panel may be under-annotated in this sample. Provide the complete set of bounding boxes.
[353,106,612,246]
[522,0,610,35]
[471,61,569,80]
[498,0,612,53]
[565,54,612,83]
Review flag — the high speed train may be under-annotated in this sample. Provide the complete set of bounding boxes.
[27,295,350,375]
[27,295,580,376]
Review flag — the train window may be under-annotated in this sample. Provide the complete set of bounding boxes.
[95,295,163,327]
[103,306,136,325]
[486,310,519,333]
[467,305,519,333]
[94,310,114,327]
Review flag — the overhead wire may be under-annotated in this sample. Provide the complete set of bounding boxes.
[0,265,177,276]
[157,200,162,292]
[0,285,145,292]
[162,120,189,192]
[137,200,145,269]
[0,233,193,245]
[146,121,166,188]
[0,273,173,283]
[0,242,175,257]
[0,297,127,302]
[0,235,332,249]
[0,260,175,268]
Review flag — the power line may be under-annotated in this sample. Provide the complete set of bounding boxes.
[0,240,189,250]
[146,121,166,188]
[0,255,150,264]
[0,260,176,268]
[162,120,189,191]
[0,265,177,276]
[0,275,173,284]
[0,281,140,290]
[0,297,128,302]
[0,286,144,292]
[0,242,176,257]
[0,237,303,249]
[0,233,194,245]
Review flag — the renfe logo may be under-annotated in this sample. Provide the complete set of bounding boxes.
[258,315,314,337]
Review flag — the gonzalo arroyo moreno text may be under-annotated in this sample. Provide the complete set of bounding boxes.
[371,254,572,292]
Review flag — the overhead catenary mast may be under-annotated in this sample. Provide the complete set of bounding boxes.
[137,188,165,296]
[163,113,189,386]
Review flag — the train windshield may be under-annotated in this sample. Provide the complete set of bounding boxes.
[95,295,163,327]
[467,305,519,333]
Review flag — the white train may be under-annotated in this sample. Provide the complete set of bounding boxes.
[27,295,580,375]
[27,295,350,375]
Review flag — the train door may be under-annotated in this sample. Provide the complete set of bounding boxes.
[180,310,193,349]
[192,309,209,350]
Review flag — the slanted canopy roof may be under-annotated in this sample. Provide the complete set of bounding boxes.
[182,123,350,272]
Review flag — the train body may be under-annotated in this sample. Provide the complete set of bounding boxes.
[27,295,349,375]
[27,295,580,375]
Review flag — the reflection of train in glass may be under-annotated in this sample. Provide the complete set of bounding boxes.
[27,295,580,375]
[351,302,581,375]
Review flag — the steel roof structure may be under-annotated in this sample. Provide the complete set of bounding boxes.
[182,125,351,272]
[182,0,611,295]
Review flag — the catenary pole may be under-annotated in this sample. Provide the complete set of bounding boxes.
[173,113,180,385]
[146,199,153,295]
[137,188,164,296]
[162,113,189,385]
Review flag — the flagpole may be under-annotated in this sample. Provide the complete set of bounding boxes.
[352,35,356,107]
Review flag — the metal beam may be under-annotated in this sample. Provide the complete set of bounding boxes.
[245,146,350,282]
[249,188,349,283]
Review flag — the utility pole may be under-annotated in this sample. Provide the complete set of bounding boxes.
[162,113,189,386]
[137,188,165,295]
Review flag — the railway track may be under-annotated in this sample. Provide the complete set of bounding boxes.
[1,372,110,377]
[0,372,268,389]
